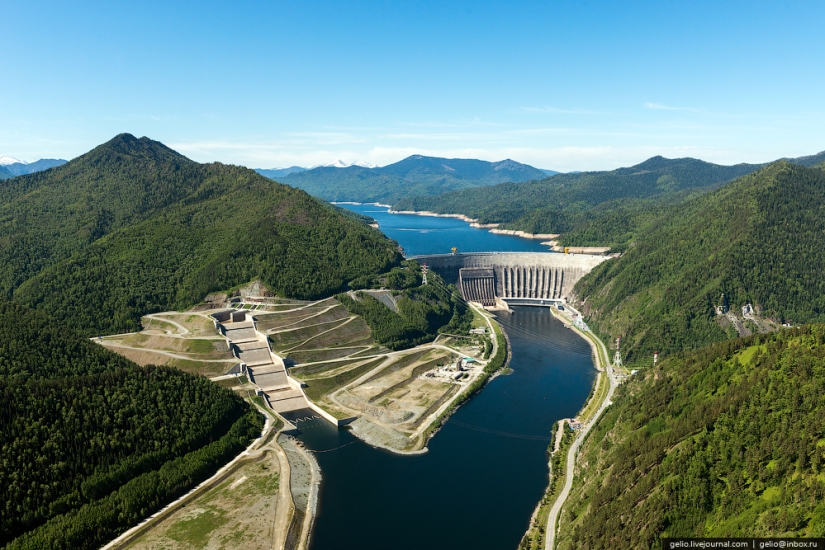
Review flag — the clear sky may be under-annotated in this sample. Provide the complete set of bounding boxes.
[2,0,824,171]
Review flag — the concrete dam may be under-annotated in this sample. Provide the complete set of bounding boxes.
[410,252,610,307]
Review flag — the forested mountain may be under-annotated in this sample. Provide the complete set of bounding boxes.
[573,161,825,364]
[557,326,825,547]
[0,298,263,549]
[265,154,550,203]
[0,134,401,335]
[0,166,11,179]
[394,156,764,236]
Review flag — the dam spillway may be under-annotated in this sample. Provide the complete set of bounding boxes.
[411,252,610,306]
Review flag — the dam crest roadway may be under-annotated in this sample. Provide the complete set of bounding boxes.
[409,252,610,307]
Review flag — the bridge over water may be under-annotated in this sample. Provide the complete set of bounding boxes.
[409,252,610,307]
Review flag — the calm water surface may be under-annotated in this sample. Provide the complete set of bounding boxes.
[293,205,594,550]
[338,203,553,256]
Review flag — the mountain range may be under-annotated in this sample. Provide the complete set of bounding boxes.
[394,150,825,248]
[528,158,825,545]
[0,157,67,179]
[256,154,553,203]
[255,159,378,179]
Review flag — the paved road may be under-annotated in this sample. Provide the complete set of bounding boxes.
[545,318,617,550]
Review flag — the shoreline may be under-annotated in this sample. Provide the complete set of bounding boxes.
[321,305,509,456]
[331,201,392,208]
[344,203,567,245]
[519,306,612,550]
[488,228,559,240]
[540,306,616,550]
[337,202,615,253]
[389,210,556,240]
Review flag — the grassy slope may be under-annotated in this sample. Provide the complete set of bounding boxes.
[557,325,825,548]
[575,162,825,364]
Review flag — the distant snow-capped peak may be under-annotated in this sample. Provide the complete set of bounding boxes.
[311,159,377,169]
[0,156,25,166]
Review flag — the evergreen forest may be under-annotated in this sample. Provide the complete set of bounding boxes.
[337,262,473,350]
[573,162,825,364]
[394,151,825,250]
[393,156,764,234]
[0,134,402,336]
[0,298,263,549]
[557,325,825,547]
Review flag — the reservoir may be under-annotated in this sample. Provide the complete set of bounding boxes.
[338,203,553,256]
[292,205,596,549]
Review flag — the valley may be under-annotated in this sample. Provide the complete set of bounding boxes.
[7,3,825,549]
[2,136,823,550]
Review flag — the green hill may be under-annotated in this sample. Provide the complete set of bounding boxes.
[573,161,825,364]
[0,298,263,549]
[339,260,472,350]
[394,156,764,241]
[0,134,401,335]
[267,155,550,203]
[556,325,825,547]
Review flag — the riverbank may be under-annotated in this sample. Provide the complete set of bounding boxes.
[518,306,617,550]
[300,305,595,550]
[416,306,510,447]
[324,304,510,456]
[331,201,392,208]
[279,434,321,550]
[391,209,561,241]
[101,404,282,550]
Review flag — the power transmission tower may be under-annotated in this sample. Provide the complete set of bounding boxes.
[422,263,428,285]
[613,336,623,367]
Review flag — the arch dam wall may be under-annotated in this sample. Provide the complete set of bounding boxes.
[410,252,610,307]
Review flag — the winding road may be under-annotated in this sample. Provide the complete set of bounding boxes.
[545,310,617,550]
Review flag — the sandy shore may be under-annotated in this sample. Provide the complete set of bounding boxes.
[390,209,568,244]
[489,228,559,240]
[331,201,392,208]
[335,203,616,253]
[389,209,480,224]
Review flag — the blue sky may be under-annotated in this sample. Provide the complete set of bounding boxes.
[2,0,824,171]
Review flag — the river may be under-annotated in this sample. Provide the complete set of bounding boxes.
[289,205,595,550]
